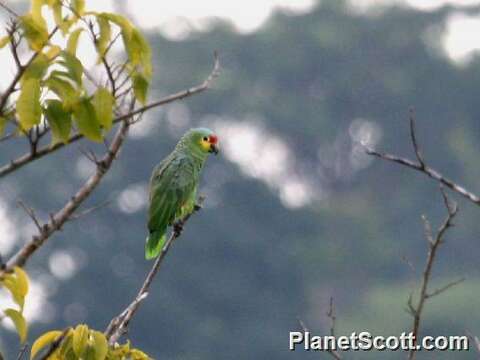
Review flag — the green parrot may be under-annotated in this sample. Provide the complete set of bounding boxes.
[145,128,219,259]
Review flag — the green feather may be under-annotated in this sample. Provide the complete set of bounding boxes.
[145,231,166,259]
[145,128,217,259]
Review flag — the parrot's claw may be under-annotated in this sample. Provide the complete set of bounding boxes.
[173,222,183,235]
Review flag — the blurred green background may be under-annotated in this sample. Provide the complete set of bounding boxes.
[2,0,480,358]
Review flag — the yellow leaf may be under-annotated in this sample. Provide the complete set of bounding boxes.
[73,97,102,142]
[2,274,24,309]
[91,331,108,360]
[72,324,89,357]
[30,330,63,359]
[45,45,61,60]
[95,14,111,59]
[72,0,85,16]
[22,53,49,83]
[130,348,151,360]
[20,14,48,51]
[16,78,42,130]
[13,267,29,299]
[4,308,28,343]
[93,87,114,131]
[67,28,83,56]
[31,0,45,24]
[0,35,10,49]
[50,0,71,35]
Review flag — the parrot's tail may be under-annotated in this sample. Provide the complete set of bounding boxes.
[145,231,166,259]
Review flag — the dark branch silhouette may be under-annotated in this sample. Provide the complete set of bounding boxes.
[105,197,205,344]
[366,110,480,205]
[406,188,462,360]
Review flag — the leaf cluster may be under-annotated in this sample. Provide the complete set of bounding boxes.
[31,324,151,359]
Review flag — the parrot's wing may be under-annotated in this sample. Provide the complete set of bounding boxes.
[148,156,197,234]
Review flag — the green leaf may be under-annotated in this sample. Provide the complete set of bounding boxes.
[20,14,48,51]
[132,72,149,105]
[44,99,72,144]
[95,14,111,59]
[16,78,42,130]
[72,324,89,357]
[91,331,108,360]
[72,0,85,16]
[58,51,83,86]
[4,308,27,343]
[0,35,10,49]
[30,330,63,359]
[44,74,77,108]
[66,28,83,56]
[73,97,102,142]
[92,87,114,131]
[22,53,50,83]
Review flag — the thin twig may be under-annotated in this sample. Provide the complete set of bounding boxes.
[17,200,43,233]
[297,300,342,360]
[105,197,205,344]
[15,343,28,360]
[0,52,221,179]
[0,1,19,18]
[68,199,111,221]
[365,112,480,206]
[407,189,459,360]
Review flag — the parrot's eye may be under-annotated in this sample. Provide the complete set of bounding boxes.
[203,136,208,141]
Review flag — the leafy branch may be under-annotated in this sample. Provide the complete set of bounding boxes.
[0,52,220,178]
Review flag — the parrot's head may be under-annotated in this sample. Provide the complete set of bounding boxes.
[186,128,219,156]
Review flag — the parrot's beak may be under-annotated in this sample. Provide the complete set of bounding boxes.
[209,143,219,155]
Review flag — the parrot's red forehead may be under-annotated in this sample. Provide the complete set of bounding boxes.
[209,134,218,144]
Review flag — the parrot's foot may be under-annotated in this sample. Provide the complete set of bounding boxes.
[173,222,183,235]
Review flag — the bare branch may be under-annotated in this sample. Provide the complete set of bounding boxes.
[0,1,19,18]
[68,199,111,221]
[0,52,221,179]
[16,343,28,360]
[425,277,465,300]
[408,109,425,168]
[407,189,459,360]
[4,116,131,271]
[297,299,342,360]
[105,197,205,344]
[366,112,480,206]
[17,200,43,233]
